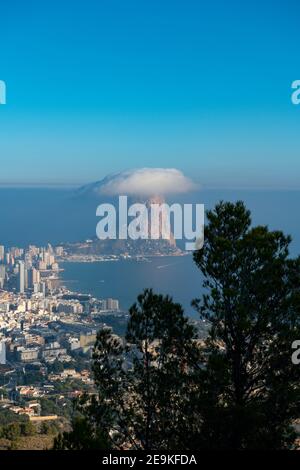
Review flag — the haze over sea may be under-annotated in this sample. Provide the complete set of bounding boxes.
[1,187,300,315]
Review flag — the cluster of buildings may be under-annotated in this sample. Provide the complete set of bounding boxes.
[0,242,123,421]
[0,243,60,294]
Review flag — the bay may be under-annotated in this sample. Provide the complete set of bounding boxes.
[61,256,201,318]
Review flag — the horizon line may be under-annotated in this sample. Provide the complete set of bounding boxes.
[1,182,300,191]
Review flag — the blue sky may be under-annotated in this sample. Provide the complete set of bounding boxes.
[0,0,299,187]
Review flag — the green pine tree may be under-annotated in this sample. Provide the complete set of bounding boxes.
[192,201,300,449]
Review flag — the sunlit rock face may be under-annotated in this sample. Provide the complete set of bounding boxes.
[144,195,176,248]
[63,194,180,257]
[72,168,199,255]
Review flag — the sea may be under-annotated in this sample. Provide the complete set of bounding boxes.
[60,256,200,317]
[1,187,300,317]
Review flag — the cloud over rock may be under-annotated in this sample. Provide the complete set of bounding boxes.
[89,168,198,197]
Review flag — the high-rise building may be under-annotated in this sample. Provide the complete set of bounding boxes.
[0,340,6,365]
[40,281,46,297]
[0,265,5,288]
[106,298,119,311]
[18,261,25,293]
[0,246,4,262]
[28,267,40,289]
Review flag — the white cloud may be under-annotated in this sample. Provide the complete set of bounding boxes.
[94,168,198,197]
